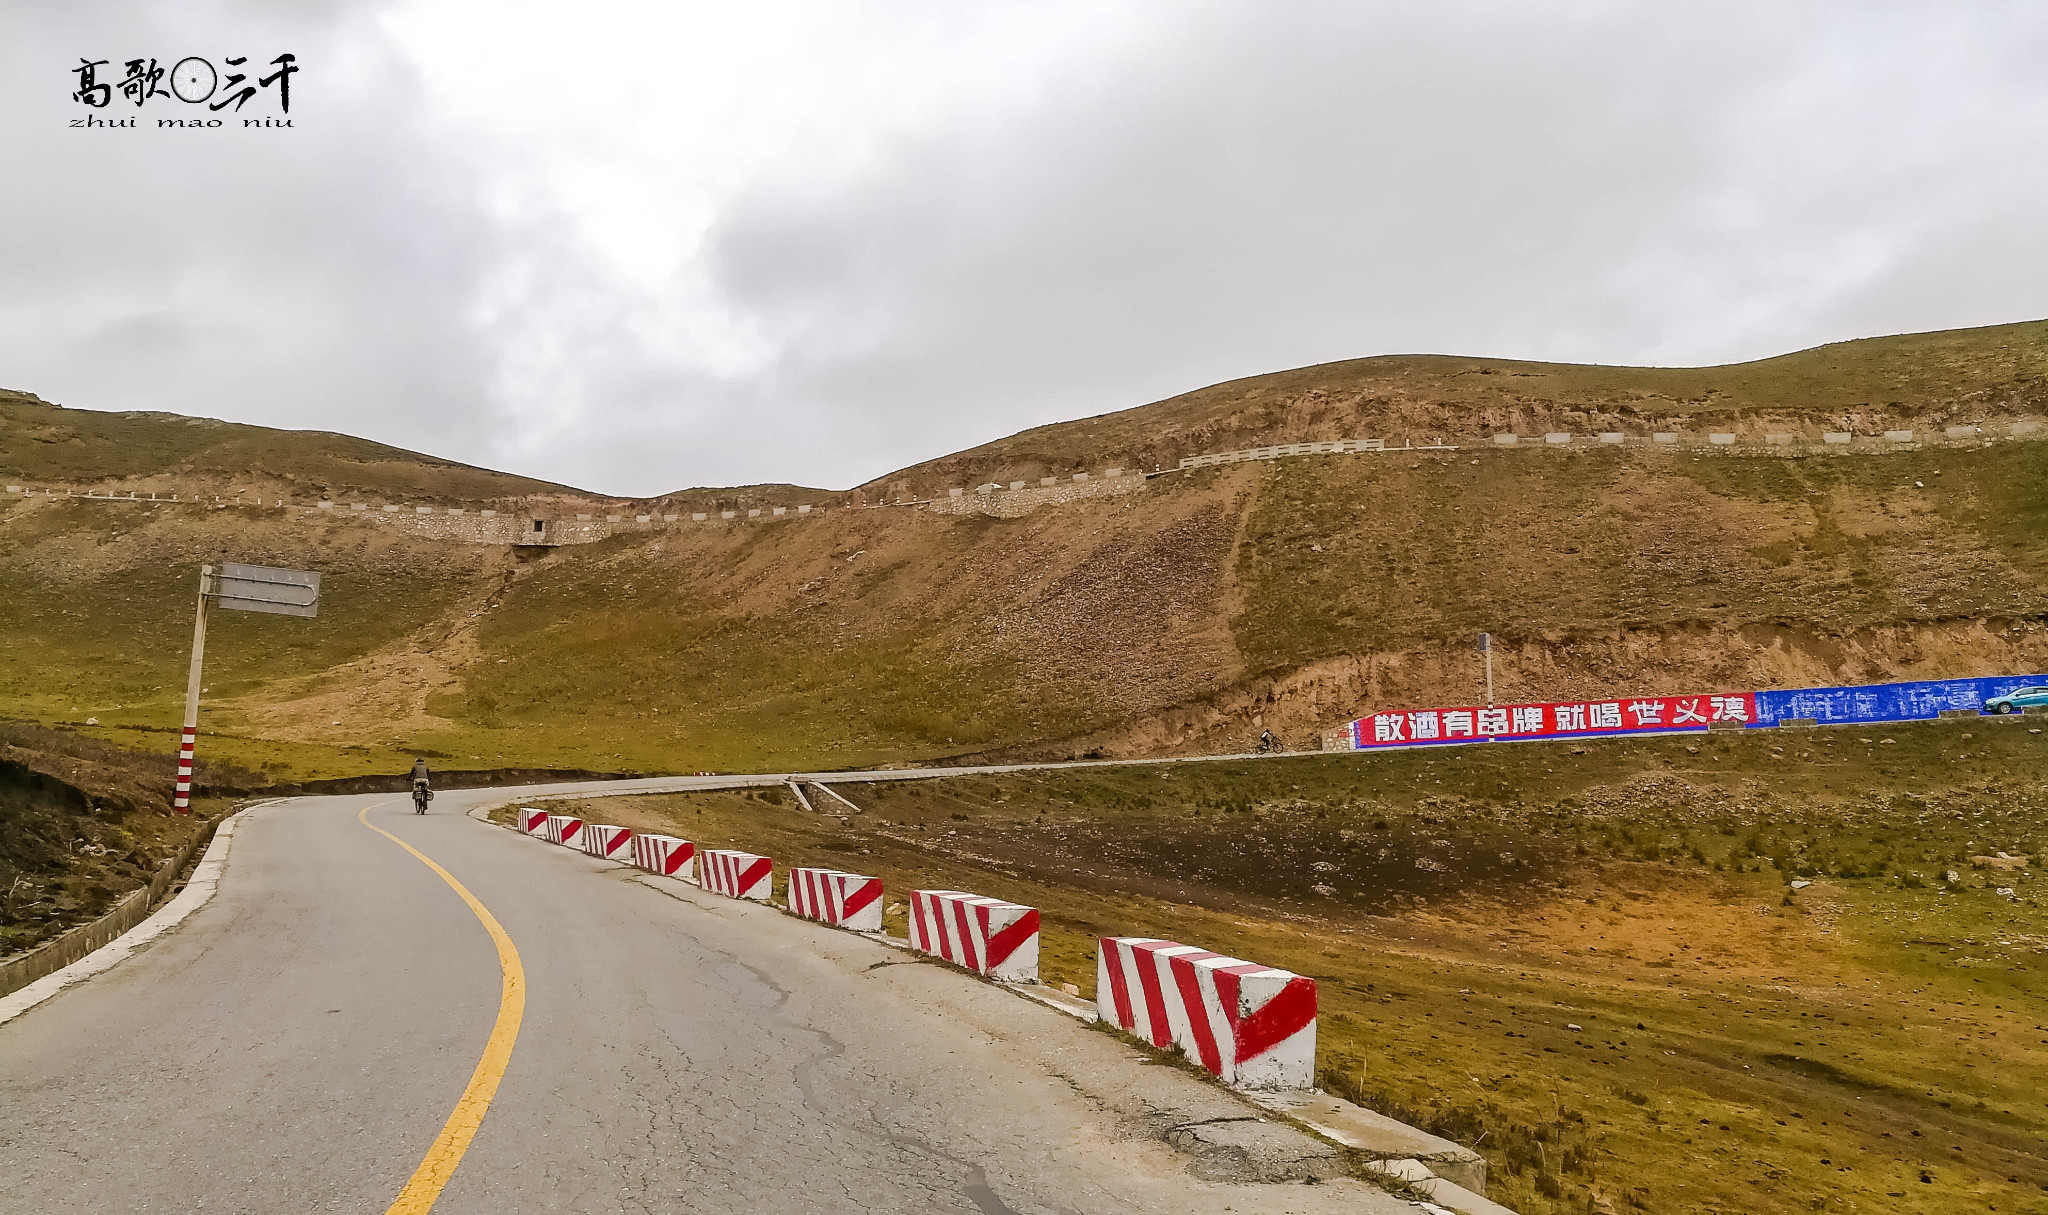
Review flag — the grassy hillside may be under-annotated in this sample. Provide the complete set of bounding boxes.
[863,319,2048,498]
[0,389,573,504]
[3,319,2047,783]
[504,718,2048,1215]
[0,390,836,514]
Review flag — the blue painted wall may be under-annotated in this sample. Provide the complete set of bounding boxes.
[1752,675,2048,726]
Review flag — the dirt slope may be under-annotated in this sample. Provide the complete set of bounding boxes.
[3,320,2047,779]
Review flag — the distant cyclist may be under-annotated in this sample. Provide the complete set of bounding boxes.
[1258,729,1278,754]
[410,757,432,814]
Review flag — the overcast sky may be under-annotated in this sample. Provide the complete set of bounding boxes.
[4,2,2045,495]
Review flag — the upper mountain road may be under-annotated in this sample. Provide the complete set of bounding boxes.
[0,786,1413,1215]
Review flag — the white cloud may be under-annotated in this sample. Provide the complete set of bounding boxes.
[1,1,2043,495]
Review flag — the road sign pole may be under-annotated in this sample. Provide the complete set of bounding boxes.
[174,565,213,814]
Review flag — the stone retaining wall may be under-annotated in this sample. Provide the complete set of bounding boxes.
[926,473,1146,517]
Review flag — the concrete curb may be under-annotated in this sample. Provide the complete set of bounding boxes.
[0,800,273,1027]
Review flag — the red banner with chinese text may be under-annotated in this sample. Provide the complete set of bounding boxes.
[1347,692,1757,749]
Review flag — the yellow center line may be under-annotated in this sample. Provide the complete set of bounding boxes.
[358,802,525,1215]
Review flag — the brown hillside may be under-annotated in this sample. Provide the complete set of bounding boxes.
[3,319,2047,781]
[862,318,2048,498]
[0,390,832,513]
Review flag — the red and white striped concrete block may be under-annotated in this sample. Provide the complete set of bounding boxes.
[788,868,883,932]
[580,823,632,860]
[631,833,696,880]
[908,891,1038,982]
[1096,937,1317,1091]
[543,815,583,847]
[700,849,772,901]
[518,807,550,836]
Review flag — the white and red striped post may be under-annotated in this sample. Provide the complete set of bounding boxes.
[907,890,1040,982]
[700,849,773,901]
[173,565,214,814]
[789,868,884,931]
[580,824,633,860]
[1095,937,1317,1091]
[631,833,696,879]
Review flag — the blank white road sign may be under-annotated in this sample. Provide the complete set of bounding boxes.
[214,563,320,617]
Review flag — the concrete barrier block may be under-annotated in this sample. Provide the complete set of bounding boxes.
[580,824,633,860]
[518,808,550,835]
[772,506,786,516]
[1105,468,1123,477]
[1010,481,1025,490]
[636,514,651,523]
[909,890,1038,982]
[317,501,333,509]
[1823,432,1852,444]
[701,848,773,900]
[1765,433,1794,445]
[577,512,593,520]
[1097,937,1316,1091]
[631,833,697,879]
[543,815,584,847]
[1653,433,1678,443]
[1709,433,1737,445]
[2012,421,2041,436]
[607,513,623,522]
[4,485,19,493]
[1039,477,1057,486]
[663,513,678,522]
[1945,426,1977,439]
[797,505,812,514]
[789,867,884,931]
[1598,433,1625,444]
[721,510,736,519]
[1492,434,1519,445]
[949,488,964,498]
[1072,472,1088,482]
[415,506,433,514]
[383,504,401,512]
[747,508,761,518]
[1885,430,1914,442]
[692,512,708,521]
[1544,432,1572,444]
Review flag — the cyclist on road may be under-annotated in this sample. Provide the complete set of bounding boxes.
[409,757,432,813]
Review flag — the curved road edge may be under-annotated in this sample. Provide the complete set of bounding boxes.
[0,798,279,1028]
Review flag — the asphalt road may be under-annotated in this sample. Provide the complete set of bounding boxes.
[0,786,1416,1214]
